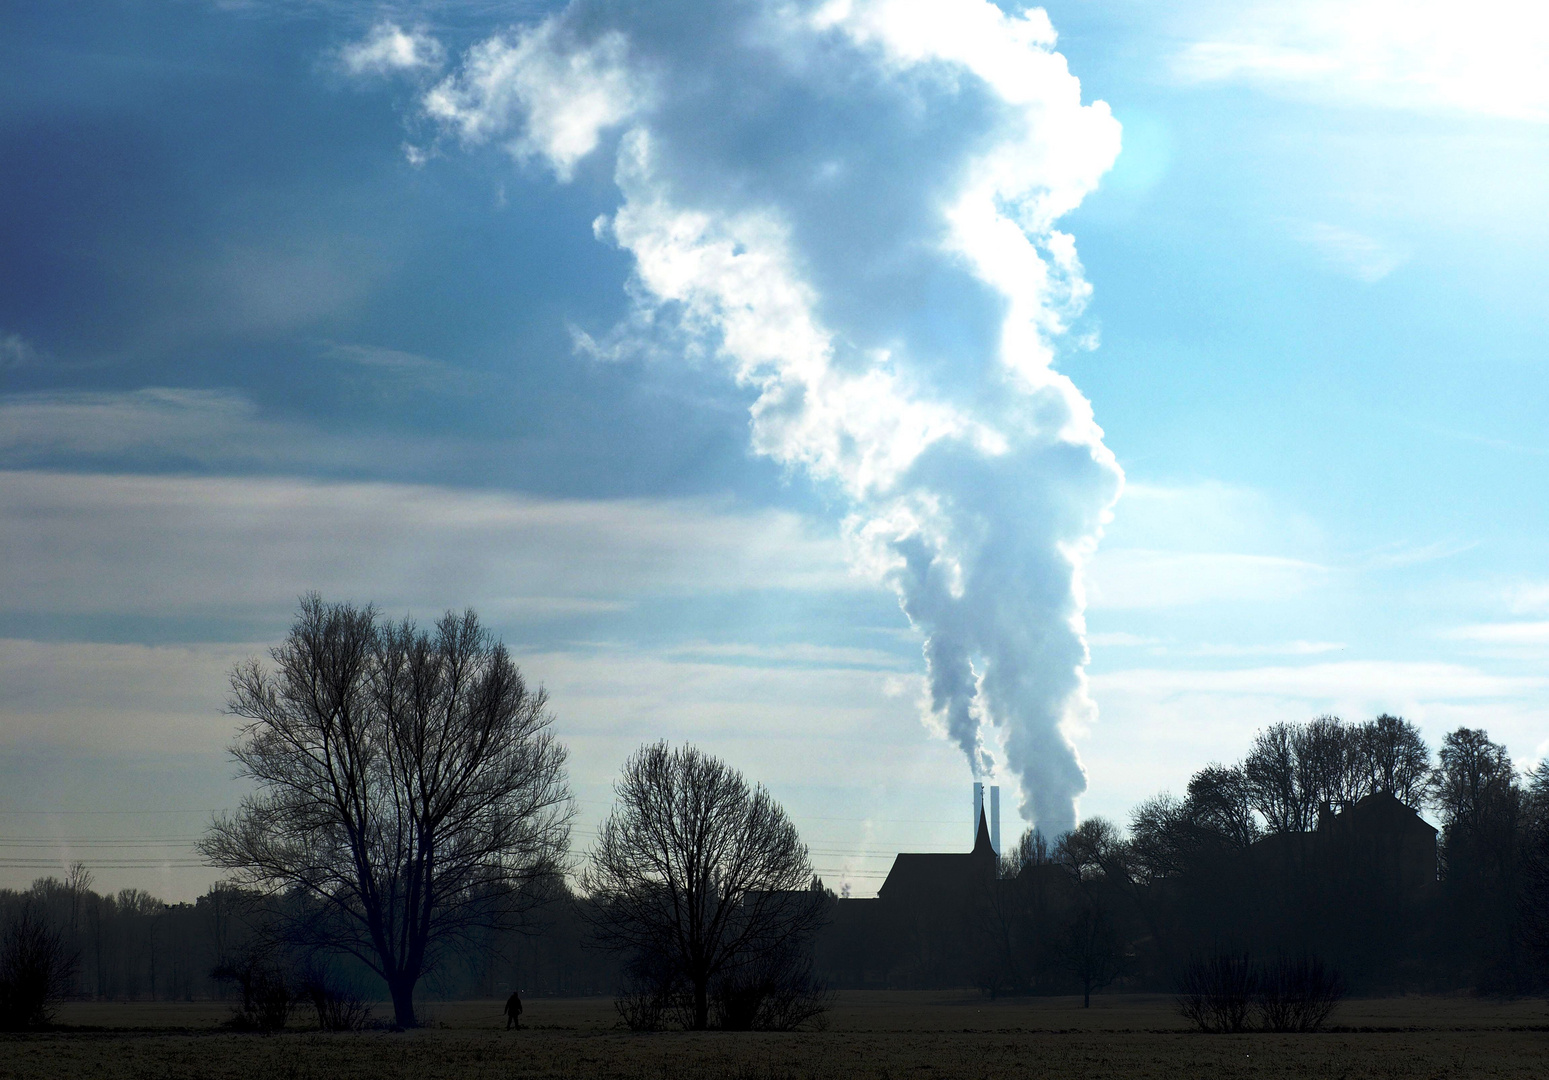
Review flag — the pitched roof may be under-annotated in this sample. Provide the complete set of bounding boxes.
[877,808,997,902]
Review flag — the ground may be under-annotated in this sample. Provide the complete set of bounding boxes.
[2,993,1545,1079]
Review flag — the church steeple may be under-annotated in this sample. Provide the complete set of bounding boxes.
[972,807,995,857]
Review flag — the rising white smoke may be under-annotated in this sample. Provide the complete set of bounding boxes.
[414,0,1123,834]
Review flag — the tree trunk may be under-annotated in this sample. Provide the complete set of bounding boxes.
[693,977,709,1030]
[1083,981,1091,1008]
[388,974,418,1029]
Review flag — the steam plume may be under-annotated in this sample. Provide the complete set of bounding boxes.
[415,0,1123,834]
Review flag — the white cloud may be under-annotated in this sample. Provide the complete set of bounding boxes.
[422,0,1125,834]
[1173,0,1549,122]
[1508,582,1549,615]
[0,388,379,471]
[1087,549,1328,609]
[1293,221,1408,282]
[1109,480,1323,552]
[1096,659,1544,703]
[0,389,272,461]
[1189,640,1345,657]
[424,21,648,180]
[661,641,913,670]
[0,470,858,623]
[1445,621,1549,648]
[1087,631,1162,648]
[341,23,444,77]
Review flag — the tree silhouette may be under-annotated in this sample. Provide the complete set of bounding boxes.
[583,742,826,1030]
[201,595,571,1028]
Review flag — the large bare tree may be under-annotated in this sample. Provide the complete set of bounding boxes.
[201,595,571,1028]
[583,742,827,1030]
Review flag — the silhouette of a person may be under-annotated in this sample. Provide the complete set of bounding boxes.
[504,989,523,1030]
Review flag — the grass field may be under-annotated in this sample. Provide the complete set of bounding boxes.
[2,993,1545,1079]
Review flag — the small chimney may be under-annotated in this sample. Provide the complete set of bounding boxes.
[990,785,1000,856]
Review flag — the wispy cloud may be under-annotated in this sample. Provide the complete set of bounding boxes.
[320,341,482,400]
[0,469,858,625]
[1509,583,1549,615]
[1292,221,1408,283]
[1173,0,1549,122]
[1188,640,1346,657]
[1445,621,1549,647]
[340,23,444,77]
[661,641,913,672]
[1087,631,1163,649]
[1087,549,1329,609]
[0,333,41,369]
[0,388,369,471]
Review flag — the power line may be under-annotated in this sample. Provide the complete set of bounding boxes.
[0,809,225,815]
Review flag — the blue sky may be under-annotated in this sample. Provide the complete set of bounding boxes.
[2,0,1546,899]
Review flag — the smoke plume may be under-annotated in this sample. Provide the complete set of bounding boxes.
[414,0,1123,834]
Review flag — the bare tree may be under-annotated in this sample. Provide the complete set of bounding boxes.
[1431,728,1518,840]
[1300,715,1364,812]
[1055,900,1127,1007]
[1246,719,1367,833]
[201,595,571,1028]
[583,742,827,1030]
[0,904,78,1030]
[1521,762,1549,974]
[1245,724,1313,834]
[1356,714,1431,808]
[1182,765,1263,850]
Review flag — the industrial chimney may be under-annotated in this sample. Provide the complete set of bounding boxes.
[972,782,984,847]
[991,785,1001,857]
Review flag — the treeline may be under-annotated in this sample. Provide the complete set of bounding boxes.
[6,708,1548,1014]
[0,871,621,1006]
[956,717,1549,996]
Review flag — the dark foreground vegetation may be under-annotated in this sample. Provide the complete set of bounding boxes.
[2,995,1546,1080]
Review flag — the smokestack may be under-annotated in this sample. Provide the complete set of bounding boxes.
[973,782,984,847]
[991,785,1001,857]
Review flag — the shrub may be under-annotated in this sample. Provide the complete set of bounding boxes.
[295,958,372,1032]
[302,979,372,1031]
[0,907,78,1031]
[1255,954,1344,1032]
[212,953,294,1031]
[1178,953,1345,1033]
[1177,953,1255,1032]
[712,949,831,1032]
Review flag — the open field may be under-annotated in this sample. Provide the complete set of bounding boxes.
[3,993,1546,1080]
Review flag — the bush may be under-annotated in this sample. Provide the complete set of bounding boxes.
[1255,954,1344,1032]
[302,977,372,1031]
[712,949,831,1032]
[212,953,294,1031]
[613,943,830,1032]
[1178,953,1344,1033]
[1177,953,1255,1033]
[615,987,672,1031]
[296,957,372,1032]
[0,907,78,1031]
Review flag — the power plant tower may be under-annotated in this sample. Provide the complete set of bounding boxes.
[991,784,1001,856]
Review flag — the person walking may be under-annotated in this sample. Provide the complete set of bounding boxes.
[504,989,524,1030]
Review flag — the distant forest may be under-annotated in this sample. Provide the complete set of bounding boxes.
[4,715,1547,1005]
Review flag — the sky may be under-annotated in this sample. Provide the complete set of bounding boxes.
[2,0,1546,901]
